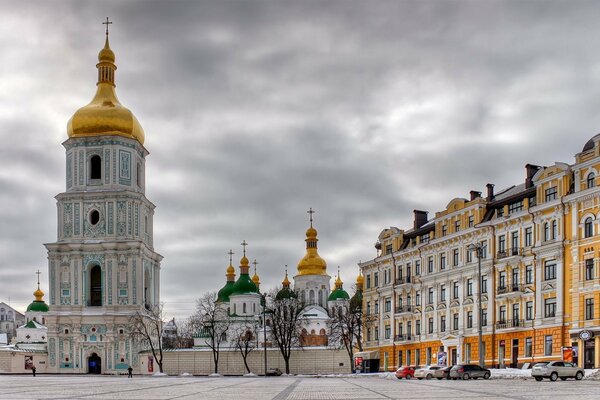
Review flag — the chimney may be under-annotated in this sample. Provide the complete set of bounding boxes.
[486,183,494,201]
[470,191,481,201]
[413,210,428,229]
[525,164,541,189]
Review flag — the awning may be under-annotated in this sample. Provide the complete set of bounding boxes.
[354,350,380,359]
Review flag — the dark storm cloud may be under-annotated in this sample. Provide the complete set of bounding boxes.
[2,0,600,318]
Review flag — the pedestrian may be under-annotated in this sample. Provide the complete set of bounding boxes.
[127,365,133,378]
[31,366,36,377]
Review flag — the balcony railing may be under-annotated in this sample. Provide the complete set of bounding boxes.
[395,305,413,314]
[394,334,415,342]
[497,248,523,259]
[395,277,413,285]
[495,319,529,329]
[497,284,525,294]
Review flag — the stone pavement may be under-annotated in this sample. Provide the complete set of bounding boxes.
[1,375,600,399]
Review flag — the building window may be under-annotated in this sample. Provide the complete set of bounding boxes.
[440,253,446,270]
[385,298,391,313]
[90,155,102,180]
[366,274,371,289]
[481,309,487,326]
[415,260,421,276]
[454,220,460,232]
[385,244,392,255]
[525,337,532,357]
[480,241,487,258]
[544,335,553,356]
[498,235,506,253]
[440,316,446,332]
[544,298,556,318]
[428,256,434,273]
[440,285,446,302]
[509,201,523,214]
[453,282,459,299]
[586,298,594,320]
[587,172,595,188]
[415,349,421,366]
[499,271,506,289]
[468,215,474,227]
[374,272,379,287]
[442,225,447,236]
[512,268,520,287]
[543,222,550,241]
[465,343,471,363]
[466,248,473,263]
[545,187,557,202]
[467,279,473,296]
[406,350,411,365]
[525,227,533,247]
[499,305,506,323]
[428,317,434,334]
[552,220,558,239]
[481,275,487,294]
[453,249,459,267]
[526,265,533,284]
[385,325,391,339]
[375,301,379,314]
[467,311,473,328]
[526,301,533,320]
[453,313,459,330]
[415,291,421,306]
[585,217,594,238]
[511,231,519,253]
[366,302,371,315]
[426,347,431,365]
[416,320,421,335]
[544,261,556,280]
[497,207,504,218]
[428,288,434,304]
[512,303,520,320]
[421,234,430,244]
[586,259,594,280]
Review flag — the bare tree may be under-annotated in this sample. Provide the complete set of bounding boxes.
[232,320,259,374]
[328,290,363,372]
[195,292,230,374]
[266,288,305,374]
[129,303,167,373]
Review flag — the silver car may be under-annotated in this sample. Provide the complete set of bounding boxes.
[414,365,441,380]
[531,361,584,381]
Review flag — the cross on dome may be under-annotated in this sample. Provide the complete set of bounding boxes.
[307,207,315,228]
[228,249,234,264]
[102,17,112,36]
[240,240,248,256]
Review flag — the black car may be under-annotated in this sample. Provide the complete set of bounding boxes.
[266,368,282,376]
[449,364,491,380]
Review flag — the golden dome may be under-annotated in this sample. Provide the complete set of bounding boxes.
[282,274,291,287]
[335,275,343,289]
[34,288,45,302]
[297,223,328,276]
[252,273,260,285]
[226,264,235,275]
[67,35,145,144]
[356,272,364,288]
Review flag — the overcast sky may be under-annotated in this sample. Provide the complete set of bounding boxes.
[1,0,600,320]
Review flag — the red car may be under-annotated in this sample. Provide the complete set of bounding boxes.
[395,365,416,379]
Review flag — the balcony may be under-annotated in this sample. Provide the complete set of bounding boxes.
[394,334,415,342]
[497,284,525,295]
[495,319,530,329]
[497,248,523,259]
[395,277,413,286]
[395,305,413,314]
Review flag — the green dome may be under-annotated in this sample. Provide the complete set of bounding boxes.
[328,288,350,301]
[275,287,298,300]
[217,281,235,303]
[26,301,49,312]
[230,273,258,296]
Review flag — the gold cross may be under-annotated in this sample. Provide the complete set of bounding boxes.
[241,240,248,256]
[36,269,41,287]
[227,249,234,264]
[102,17,113,36]
[307,207,315,227]
[252,259,258,274]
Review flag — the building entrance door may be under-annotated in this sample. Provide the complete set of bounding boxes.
[450,348,457,366]
[511,339,519,368]
[584,341,595,369]
[88,353,101,374]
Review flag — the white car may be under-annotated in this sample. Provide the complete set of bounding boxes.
[531,361,584,381]
[414,365,441,380]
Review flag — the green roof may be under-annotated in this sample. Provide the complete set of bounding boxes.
[328,288,350,301]
[217,281,235,302]
[230,273,258,296]
[275,287,297,300]
[26,301,49,312]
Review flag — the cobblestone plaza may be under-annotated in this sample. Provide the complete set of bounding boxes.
[1,375,600,400]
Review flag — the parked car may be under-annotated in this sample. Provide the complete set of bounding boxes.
[531,361,584,381]
[433,366,452,380]
[266,368,282,376]
[395,365,416,379]
[414,365,441,380]
[449,364,491,380]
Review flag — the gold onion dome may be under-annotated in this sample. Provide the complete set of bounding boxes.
[297,224,328,276]
[356,273,364,288]
[67,34,145,144]
[329,269,349,301]
[27,274,50,313]
[218,252,237,302]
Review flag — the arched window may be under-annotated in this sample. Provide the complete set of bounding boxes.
[310,329,316,335]
[136,162,142,187]
[89,265,102,306]
[552,220,558,239]
[585,217,594,238]
[319,328,326,335]
[588,173,596,189]
[90,155,101,180]
[309,290,315,304]
[144,269,151,308]
[543,222,549,241]
[318,290,323,307]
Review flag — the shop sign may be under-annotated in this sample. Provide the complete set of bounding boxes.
[579,330,593,341]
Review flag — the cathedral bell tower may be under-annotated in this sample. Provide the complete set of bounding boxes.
[44,21,163,374]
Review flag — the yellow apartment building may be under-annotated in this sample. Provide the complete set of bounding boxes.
[359,134,600,370]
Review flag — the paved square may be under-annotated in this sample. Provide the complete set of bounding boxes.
[1,375,600,400]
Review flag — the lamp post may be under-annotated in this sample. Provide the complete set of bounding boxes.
[468,242,486,368]
[262,293,268,376]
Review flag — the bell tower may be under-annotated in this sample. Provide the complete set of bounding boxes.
[44,21,163,374]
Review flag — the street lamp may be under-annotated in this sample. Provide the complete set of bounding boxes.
[468,242,487,368]
[262,292,268,376]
